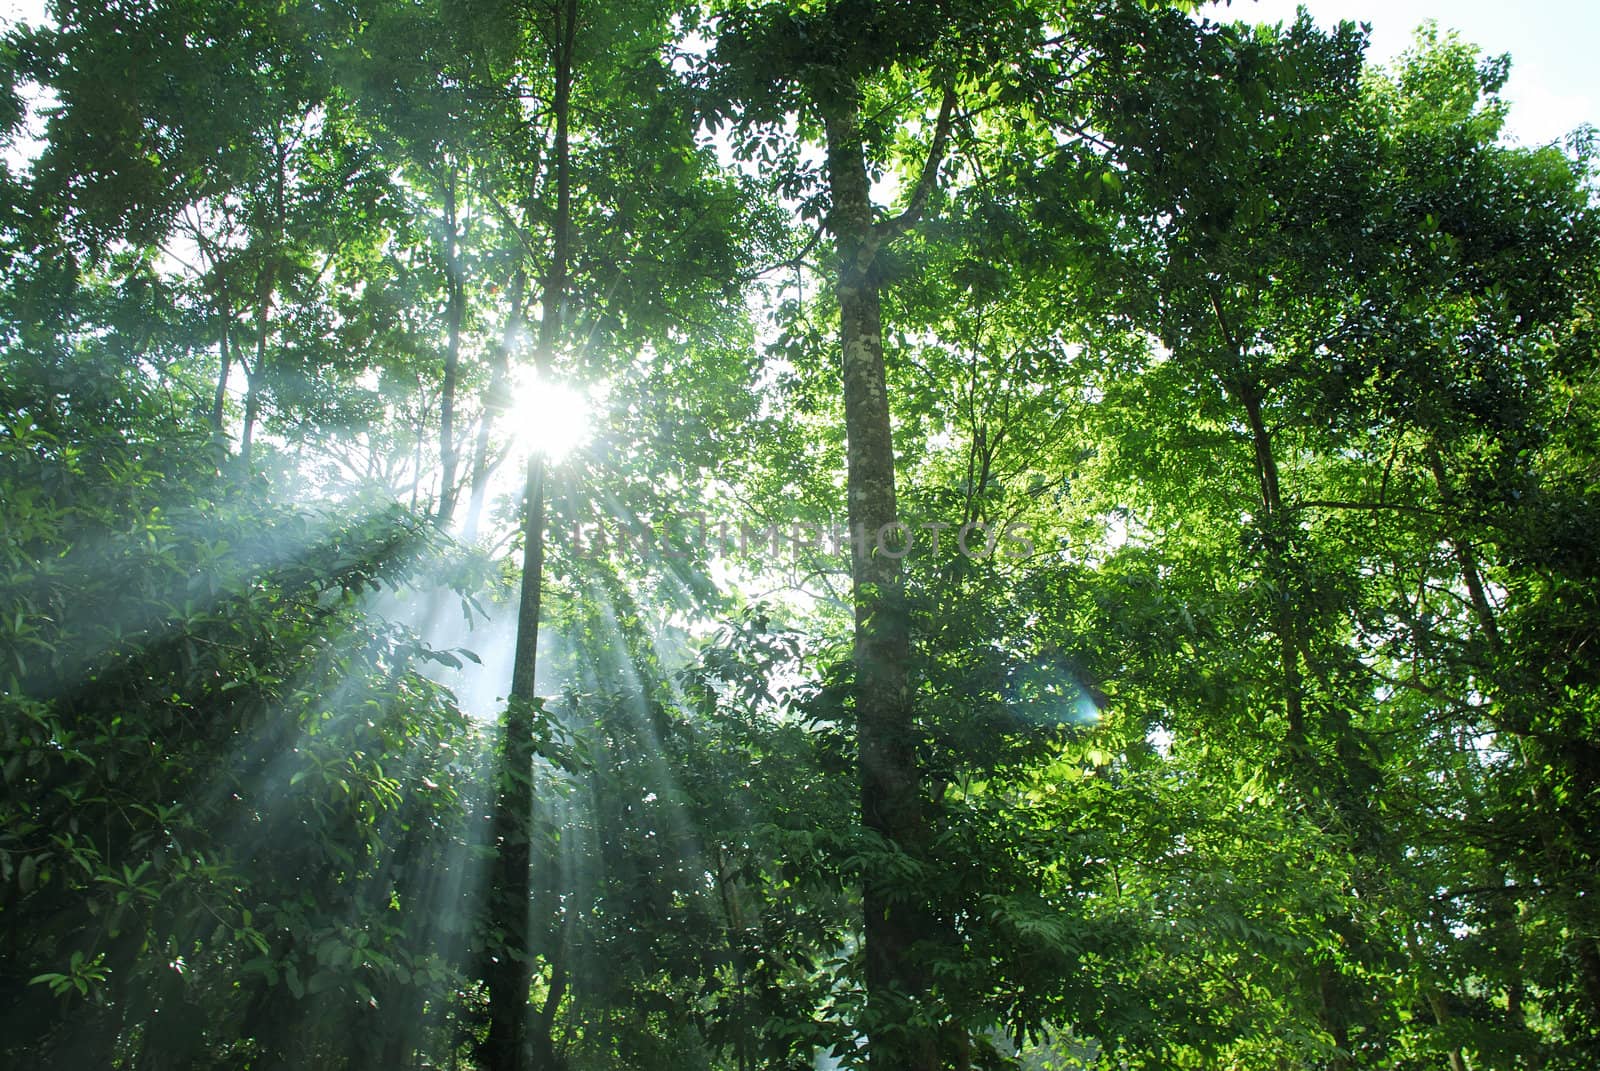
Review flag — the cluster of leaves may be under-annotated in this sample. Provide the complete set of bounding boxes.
[0,342,486,1066]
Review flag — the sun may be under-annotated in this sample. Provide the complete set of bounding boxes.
[505,370,593,461]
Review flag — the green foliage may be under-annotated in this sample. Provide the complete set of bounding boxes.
[2,2,1598,1069]
[0,350,485,1066]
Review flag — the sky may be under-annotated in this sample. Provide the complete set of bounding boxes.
[1200,0,1598,146]
[1,0,1594,147]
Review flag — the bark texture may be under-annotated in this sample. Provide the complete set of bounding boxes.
[823,92,945,1071]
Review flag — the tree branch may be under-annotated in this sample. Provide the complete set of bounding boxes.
[1288,499,1444,517]
[736,225,825,284]
[476,180,547,272]
[875,84,959,244]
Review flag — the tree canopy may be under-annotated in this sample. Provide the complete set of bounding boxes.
[2,2,1597,1069]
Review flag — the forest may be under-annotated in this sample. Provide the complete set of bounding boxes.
[0,0,1597,1068]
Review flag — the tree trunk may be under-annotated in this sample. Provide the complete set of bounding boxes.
[1231,372,1306,744]
[530,952,567,1071]
[1212,293,1378,1064]
[210,294,231,436]
[239,283,271,474]
[1425,989,1470,1071]
[484,3,576,1069]
[823,96,937,1071]
[240,144,282,478]
[240,366,261,473]
[1425,444,1501,652]
[438,167,465,524]
[1426,446,1600,1019]
[483,448,546,1071]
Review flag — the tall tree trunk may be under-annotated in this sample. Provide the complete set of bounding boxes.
[483,444,543,1071]
[1231,370,1306,744]
[823,95,936,1071]
[485,3,576,1069]
[438,167,465,524]
[1213,294,1373,1065]
[1239,381,1356,1066]
[1208,291,1306,745]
